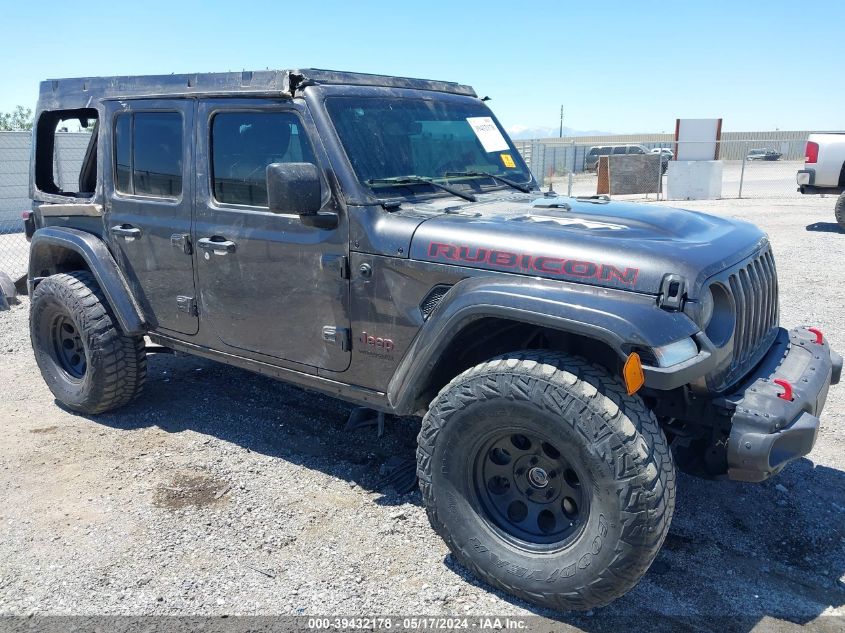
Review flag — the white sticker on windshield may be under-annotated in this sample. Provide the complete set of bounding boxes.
[466,117,509,153]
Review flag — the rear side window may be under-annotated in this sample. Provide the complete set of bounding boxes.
[211,111,316,207]
[33,108,99,198]
[612,146,627,155]
[113,112,183,198]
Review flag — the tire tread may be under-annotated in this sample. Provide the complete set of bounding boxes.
[416,350,675,611]
[835,192,845,229]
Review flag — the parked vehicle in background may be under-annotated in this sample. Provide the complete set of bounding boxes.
[797,134,845,229]
[746,148,782,161]
[25,69,841,612]
[586,144,668,173]
[650,147,674,159]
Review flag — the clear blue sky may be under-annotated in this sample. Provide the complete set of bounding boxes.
[2,0,843,134]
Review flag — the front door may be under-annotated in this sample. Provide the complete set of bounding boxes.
[104,99,198,335]
[193,99,350,372]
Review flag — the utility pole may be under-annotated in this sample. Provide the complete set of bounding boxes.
[559,105,564,138]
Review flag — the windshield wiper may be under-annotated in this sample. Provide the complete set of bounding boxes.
[367,176,476,202]
[443,171,533,193]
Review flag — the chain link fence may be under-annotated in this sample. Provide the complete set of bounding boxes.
[513,137,808,201]
[0,132,33,280]
[1,131,90,279]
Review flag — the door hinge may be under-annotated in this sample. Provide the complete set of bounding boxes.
[170,233,192,255]
[321,254,349,279]
[176,295,198,316]
[322,326,351,351]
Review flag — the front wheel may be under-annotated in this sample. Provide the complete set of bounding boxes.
[417,351,675,611]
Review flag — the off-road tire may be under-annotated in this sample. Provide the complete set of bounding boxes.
[835,192,845,230]
[30,271,146,414]
[417,351,675,611]
[0,270,17,306]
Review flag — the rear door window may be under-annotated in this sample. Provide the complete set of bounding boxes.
[113,112,183,198]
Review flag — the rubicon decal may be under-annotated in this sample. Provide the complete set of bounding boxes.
[427,242,639,286]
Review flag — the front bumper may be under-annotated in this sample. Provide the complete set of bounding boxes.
[723,326,841,482]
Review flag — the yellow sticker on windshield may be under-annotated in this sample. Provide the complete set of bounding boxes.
[500,153,516,168]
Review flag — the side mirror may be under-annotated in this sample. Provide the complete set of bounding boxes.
[266,162,322,216]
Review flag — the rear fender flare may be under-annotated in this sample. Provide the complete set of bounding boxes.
[387,275,699,414]
[28,227,145,335]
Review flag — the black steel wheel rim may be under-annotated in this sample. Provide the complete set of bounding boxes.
[472,429,590,548]
[52,314,87,379]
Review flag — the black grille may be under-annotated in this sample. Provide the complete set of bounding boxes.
[723,248,779,386]
[420,285,452,319]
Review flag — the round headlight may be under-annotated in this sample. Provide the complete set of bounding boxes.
[698,287,714,330]
[703,284,735,347]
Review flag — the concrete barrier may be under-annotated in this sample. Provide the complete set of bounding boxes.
[666,161,723,200]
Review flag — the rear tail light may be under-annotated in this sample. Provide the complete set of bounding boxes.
[805,141,819,164]
[22,210,35,242]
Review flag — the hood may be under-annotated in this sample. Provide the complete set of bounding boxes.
[408,195,768,297]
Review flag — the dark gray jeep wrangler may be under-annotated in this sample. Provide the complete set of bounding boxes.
[25,69,841,611]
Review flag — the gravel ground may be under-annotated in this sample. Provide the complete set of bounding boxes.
[0,195,844,632]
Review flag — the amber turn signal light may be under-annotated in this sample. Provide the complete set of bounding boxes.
[623,352,645,396]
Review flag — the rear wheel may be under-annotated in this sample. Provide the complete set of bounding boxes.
[835,192,845,230]
[30,271,146,414]
[417,351,675,611]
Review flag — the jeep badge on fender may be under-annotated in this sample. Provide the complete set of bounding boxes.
[360,331,394,352]
[25,68,842,611]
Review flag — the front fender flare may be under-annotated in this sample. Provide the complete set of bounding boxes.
[28,227,145,336]
[387,275,699,414]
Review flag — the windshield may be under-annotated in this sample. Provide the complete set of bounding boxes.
[325,96,533,197]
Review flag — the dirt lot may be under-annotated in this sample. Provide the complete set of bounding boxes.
[0,195,844,631]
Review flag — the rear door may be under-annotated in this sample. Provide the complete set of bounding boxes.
[104,99,198,335]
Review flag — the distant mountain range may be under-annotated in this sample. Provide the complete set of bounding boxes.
[506,125,615,140]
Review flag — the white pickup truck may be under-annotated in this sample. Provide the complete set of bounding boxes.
[797,133,845,228]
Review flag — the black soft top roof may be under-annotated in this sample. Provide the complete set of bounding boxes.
[37,68,478,109]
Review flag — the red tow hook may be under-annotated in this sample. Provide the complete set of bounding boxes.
[773,378,794,401]
[808,327,824,344]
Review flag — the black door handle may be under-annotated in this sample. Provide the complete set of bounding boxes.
[197,237,237,254]
[110,224,141,240]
